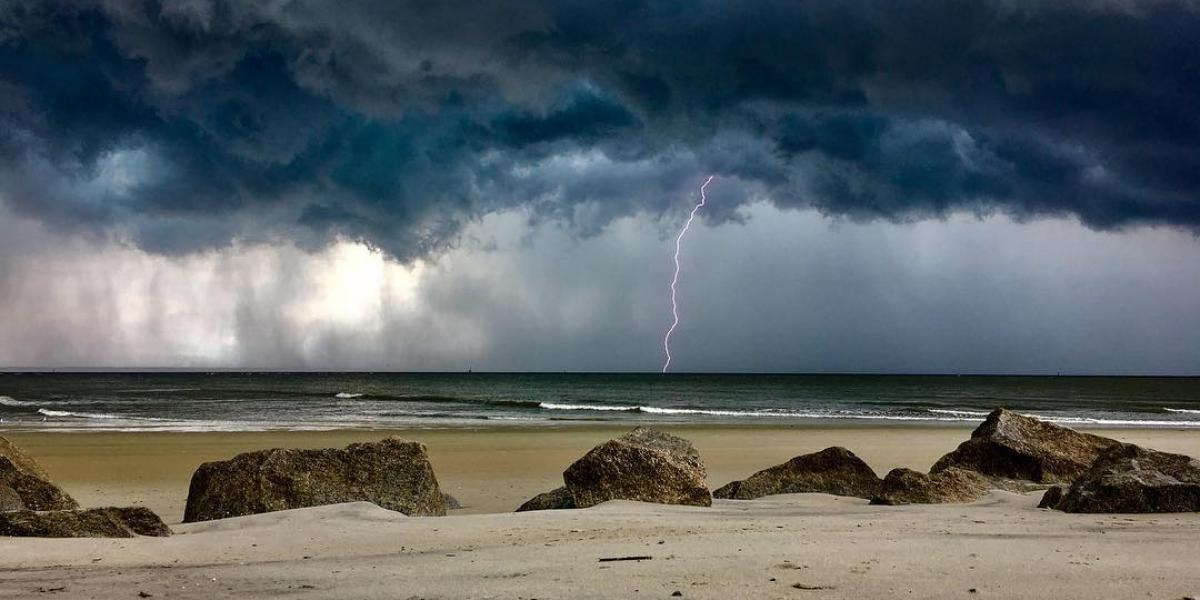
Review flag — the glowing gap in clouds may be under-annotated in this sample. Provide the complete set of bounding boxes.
[662,175,715,373]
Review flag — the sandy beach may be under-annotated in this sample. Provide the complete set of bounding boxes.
[3,425,1199,599]
[6,425,1200,522]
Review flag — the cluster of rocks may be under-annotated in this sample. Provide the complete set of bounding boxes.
[873,408,1122,506]
[920,409,1199,512]
[515,412,1200,514]
[701,408,1200,513]
[5,407,1195,537]
[1,435,171,538]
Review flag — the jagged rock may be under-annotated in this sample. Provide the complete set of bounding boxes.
[1053,444,1200,513]
[1036,484,1065,508]
[0,436,78,511]
[713,447,881,500]
[0,507,170,538]
[931,408,1119,484]
[870,467,991,505]
[563,427,711,508]
[443,493,462,510]
[183,437,446,523]
[515,486,576,512]
[1038,485,1068,509]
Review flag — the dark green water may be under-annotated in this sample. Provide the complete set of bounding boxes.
[1,372,1198,431]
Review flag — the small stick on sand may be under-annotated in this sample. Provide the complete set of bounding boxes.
[598,555,653,562]
[791,583,834,590]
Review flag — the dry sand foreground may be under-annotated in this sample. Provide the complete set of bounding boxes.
[2,494,1199,599]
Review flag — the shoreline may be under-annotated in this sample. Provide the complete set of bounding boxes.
[5,411,1200,432]
[8,424,1200,523]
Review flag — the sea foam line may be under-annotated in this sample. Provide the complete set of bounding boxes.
[927,408,993,417]
[537,402,1200,426]
[37,408,172,422]
[0,395,34,407]
[540,402,639,412]
[38,408,124,420]
[539,402,966,420]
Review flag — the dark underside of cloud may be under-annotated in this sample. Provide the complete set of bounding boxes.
[1,0,1198,260]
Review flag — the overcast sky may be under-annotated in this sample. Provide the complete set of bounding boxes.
[1,0,1198,373]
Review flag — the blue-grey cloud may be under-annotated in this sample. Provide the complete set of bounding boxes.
[1,0,1198,260]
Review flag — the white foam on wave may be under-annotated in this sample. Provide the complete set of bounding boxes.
[335,392,364,399]
[1032,415,1200,427]
[927,408,992,417]
[36,408,173,422]
[540,402,968,420]
[3,420,347,433]
[639,406,796,417]
[0,395,34,407]
[38,408,122,419]
[1164,407,1200,414]
[925,409,1200,428]
[540,402,798,417]
[540,402,639,411]
[537,402,1200,427]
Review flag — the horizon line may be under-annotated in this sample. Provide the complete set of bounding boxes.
[1,368,1198,378]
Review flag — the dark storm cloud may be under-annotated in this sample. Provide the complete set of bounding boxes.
[1,0,1198,259]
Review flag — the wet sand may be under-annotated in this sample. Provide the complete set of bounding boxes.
[6,425,1200,522]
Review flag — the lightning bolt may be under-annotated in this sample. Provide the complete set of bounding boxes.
[662,175,715,373]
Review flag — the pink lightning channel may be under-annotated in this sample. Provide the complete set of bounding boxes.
[662,175,715,373]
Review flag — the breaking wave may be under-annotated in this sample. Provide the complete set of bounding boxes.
[539,402,639,412]
[535,402,1200,426]
[0,395,35,407]
[927,408,992,417]
[537,402,966,420]
[37,408,170,422]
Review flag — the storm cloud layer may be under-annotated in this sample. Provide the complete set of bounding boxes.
[2,0,1198,260]
[4,202,1200,373]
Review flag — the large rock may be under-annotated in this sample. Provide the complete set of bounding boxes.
[183,437,446,523]
[515,486,576,512]
[0,436,78,512]
[562,427,711,508]
[0,507,170,538]
[1050,444,1200,513]
[870,467,991,505]
[931,409,1119,484]
[713,447,881,500]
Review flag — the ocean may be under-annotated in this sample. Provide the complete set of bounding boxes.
[0,372,1198,432]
